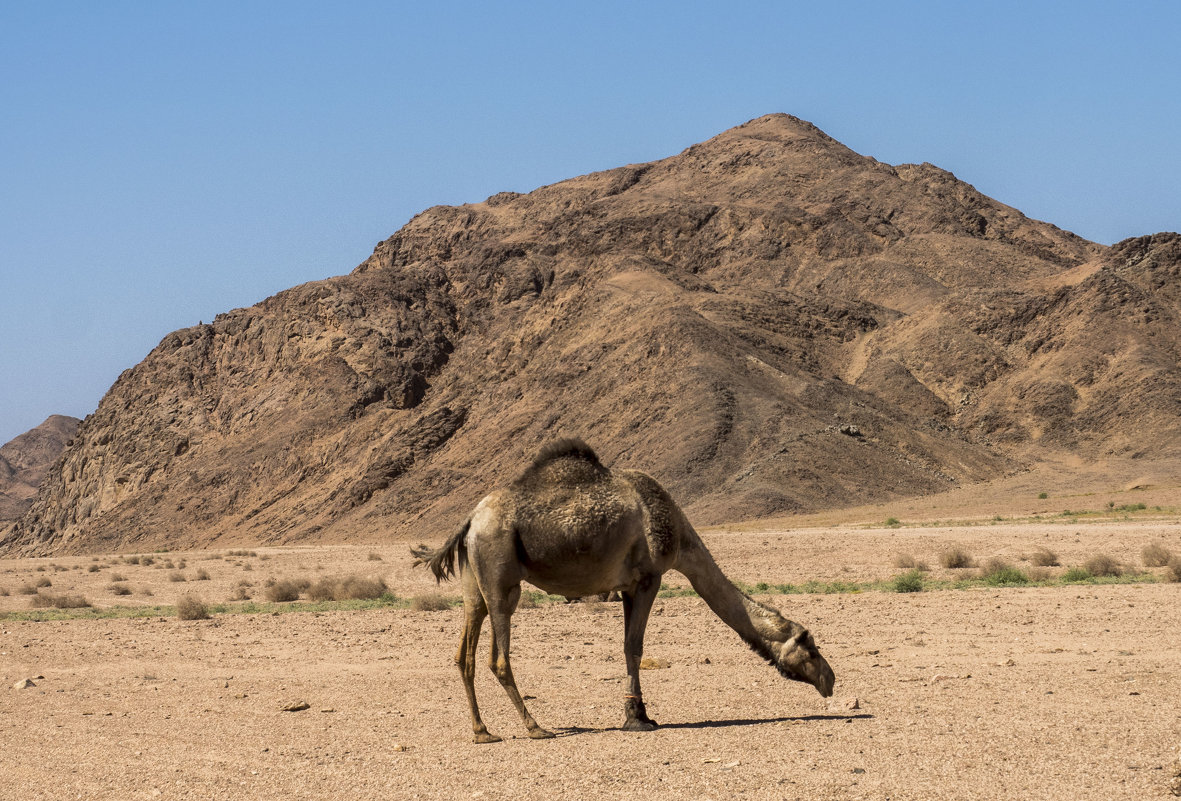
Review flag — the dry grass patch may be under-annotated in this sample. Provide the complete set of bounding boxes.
[1142,542,1174,568]
[108,584,133,596]
[940,547,976,569]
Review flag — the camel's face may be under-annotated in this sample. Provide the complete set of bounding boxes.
[775,628,835,697]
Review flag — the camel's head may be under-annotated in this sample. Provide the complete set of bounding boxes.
[771,622,835,698]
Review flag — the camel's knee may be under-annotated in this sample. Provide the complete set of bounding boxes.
[490,657,512,683]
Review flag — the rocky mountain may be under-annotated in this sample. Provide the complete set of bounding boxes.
[0,415,80,522]
[5,114,1179,555]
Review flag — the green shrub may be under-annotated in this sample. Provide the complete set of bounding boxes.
[1062,566,1093,582]
[981,559,1029,586]
[1037,492,1048,500]
[884,517,901,528]
[892,570,925,593]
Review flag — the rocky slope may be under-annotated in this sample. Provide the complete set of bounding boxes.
[0,415,80,522]
[5,115,1179,555]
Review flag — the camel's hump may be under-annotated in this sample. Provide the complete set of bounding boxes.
[515,438,604,483]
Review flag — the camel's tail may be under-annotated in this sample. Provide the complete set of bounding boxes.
[410,519,469,583]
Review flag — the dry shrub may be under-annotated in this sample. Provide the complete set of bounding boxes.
[367,552,383,562]
[1029,547,1060,567]
[1027,566,1054,582]
[30,592,91,609]
[940,547,976,569]
[110,572,127,582]
[109,584,133,596]
[35,576,52,588]
[306,575,388,601]
[264,578,309,602]
[168,572,186,582]
[0,587,9,596]
[1084,553,1123,577]
[176,594,210,620]
[892,553,918,569]
[411,592,456,612]
[1167,556,1181,583]
[194,568,211,581]
[1142,542,1174,568]
[87,564,101,573]
[229,585,251,601]
[17,583,37,595]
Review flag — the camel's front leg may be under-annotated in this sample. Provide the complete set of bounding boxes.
[488,584,554,739]
[457,571,499,744]
[621,575,660,731]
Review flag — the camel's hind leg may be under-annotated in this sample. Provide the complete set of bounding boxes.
[487,584,554,739]
[457,570,499,744]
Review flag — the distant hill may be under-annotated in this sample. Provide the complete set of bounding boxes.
[5,114,1179,555]
[0,415,80,522]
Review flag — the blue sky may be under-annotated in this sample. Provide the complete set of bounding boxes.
[2,1,1178,445]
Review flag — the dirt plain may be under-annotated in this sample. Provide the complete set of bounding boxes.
[3,467,1181,801]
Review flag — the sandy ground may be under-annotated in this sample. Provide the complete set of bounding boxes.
[3,511,1181,800]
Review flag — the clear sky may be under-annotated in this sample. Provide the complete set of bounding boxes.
[2,1,1178,445]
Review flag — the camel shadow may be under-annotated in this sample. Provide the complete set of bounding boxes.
[659,713,874,730]
[548,713,872,737]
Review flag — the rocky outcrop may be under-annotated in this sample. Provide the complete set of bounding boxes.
[5,114,1178,555]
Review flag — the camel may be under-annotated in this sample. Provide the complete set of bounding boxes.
[411,439,835,743]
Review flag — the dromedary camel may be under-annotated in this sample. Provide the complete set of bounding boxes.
[412,439,835,743]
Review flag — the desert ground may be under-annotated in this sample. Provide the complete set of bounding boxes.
[3,469,1180,800]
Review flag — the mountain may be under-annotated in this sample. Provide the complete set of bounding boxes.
[5,114,1179,555]
[0,415,81,522]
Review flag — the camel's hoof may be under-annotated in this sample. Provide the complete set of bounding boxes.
[622,717,658,732]
[527,727,555,740]
[473,731,503,744]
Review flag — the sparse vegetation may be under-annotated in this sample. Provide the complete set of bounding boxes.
[884,517,901,528]
[110,572,127,582]
[109,584,133,596]
[1142,542,1174,568]
[176,594,210,620]
[1037,492,1048,499]
[1029,547,1060,567]
[87,564,101,573]
[35,576,52,588]
[367,552,383,561]
[1084,554,1123,577]
[411,592,458,611]
[892,570,925,593]
[168,571,186,582]
[194,568,211,581]
[1063,566,1093,582]
[940,547,976,569]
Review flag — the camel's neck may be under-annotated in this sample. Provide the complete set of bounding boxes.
[674,528,783,648]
